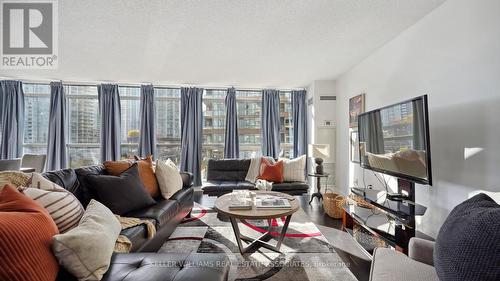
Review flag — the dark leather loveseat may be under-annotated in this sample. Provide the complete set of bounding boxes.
[43,165,229,281]
[202,159,309,196]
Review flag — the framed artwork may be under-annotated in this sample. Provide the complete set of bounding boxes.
[350,129,360,163]
[349,93,365,128]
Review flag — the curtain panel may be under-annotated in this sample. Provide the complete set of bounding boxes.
[261,89,281,158]
[46,82,67,170]
[224,87,239,158]
[0,80,25,159]
[180,87,203,186]
[292,90,308,158]
[138,85,156,158]
[98,84,121,162]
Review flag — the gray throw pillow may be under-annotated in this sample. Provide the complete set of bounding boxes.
[434,193,500,281]
[86,163,155,215]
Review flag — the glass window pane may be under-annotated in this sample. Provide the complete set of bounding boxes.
[202,89,226,179]
[280,91,293,158]
[119,86,140,159]
[68,147,100,168]
[23,83,50,155]
[237,90,262,158]
[155,88,181,163]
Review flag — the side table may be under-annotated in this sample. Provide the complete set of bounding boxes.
[308,173,329,204]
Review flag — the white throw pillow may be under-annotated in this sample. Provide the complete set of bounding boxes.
[52,200,121,281]
[280,155,307,182]
[155,159,183,199]
[22,173,84,233]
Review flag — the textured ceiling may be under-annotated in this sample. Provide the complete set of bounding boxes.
[1,0,445,88]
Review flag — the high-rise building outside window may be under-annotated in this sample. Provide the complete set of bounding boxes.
[66,85,100,168]
[202,89,226,179]
[279,91,294,158]
[155,88,181,165]
[119,86,140,159]
[236,90,262,159]
[23,83,50,155]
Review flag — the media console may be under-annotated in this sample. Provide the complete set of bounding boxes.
[342,178,427,255]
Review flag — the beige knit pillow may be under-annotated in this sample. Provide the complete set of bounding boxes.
[0,171,31,190]
[52,200,121,281]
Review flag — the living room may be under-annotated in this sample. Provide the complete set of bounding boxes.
[1,1,499,281]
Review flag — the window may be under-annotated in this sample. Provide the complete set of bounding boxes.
[202,89,226,179]
[236,90,261,158]
[279,91,293,158]
[155,88,181,165]
[23,83,50,154]
[119,86,140,159]
[66,85,100,168]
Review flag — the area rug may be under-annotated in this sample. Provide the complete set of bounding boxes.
[158,203,357,281]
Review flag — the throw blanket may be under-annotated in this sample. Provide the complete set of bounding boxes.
[245,156,274,183]
[114,216,156,253]
[255,179,273,191]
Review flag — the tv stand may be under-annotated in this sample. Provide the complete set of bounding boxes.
[342,178,427,255]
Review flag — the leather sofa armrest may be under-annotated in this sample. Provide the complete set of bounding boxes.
[180,172,193,188]
[408,237,435,266]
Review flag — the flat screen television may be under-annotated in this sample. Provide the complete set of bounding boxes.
[358,95,432,185]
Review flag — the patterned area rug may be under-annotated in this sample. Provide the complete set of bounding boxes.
[158,203,357,281]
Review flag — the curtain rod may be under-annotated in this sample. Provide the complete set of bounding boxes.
[0,76,306,91]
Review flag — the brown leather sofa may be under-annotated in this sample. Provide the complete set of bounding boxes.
[43,165,229,281]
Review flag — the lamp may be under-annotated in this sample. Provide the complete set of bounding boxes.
[308,144,330,174]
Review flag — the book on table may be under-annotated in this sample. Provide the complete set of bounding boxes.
[228,199,253,210]
[255,196,292,209]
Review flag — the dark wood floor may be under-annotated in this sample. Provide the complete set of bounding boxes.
[193,190,372,281]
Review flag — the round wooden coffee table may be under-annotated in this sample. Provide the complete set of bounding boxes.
[214,191,299,254]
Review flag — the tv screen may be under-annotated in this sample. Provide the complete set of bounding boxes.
[358,95,432,185]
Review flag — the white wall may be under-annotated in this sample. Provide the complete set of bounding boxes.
[335,0,500,238]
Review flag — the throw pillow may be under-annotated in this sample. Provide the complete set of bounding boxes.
[0,184,59,281]
[0,171,31,190]
[434,193,500,281]
[52,199,121,281]
[280,155,306,182]
[258,157,284,183]
[86,163,156,215]
[103,155,160,198]
[21,173,85,233]
[155,159,182,199]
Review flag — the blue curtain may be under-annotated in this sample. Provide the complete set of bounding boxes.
[224,87,239,159]
[46,82,67,170]
[180,87,203,186]
[292,90,308,158]
[261,89,281,158]
[138,85,156,158]
[98,84,121,162]
[0,80,24,159]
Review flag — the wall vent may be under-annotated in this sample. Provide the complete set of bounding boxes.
[319,96,336,101]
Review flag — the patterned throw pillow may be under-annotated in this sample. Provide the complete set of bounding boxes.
[0,171,31,190]
[280,155,307,182]
[21,173,84,233]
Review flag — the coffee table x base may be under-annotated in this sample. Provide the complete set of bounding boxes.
[229,215,292,254]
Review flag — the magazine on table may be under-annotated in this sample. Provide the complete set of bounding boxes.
[255,196,292,209]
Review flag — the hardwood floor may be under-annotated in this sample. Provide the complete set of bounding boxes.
[193,190,372,281]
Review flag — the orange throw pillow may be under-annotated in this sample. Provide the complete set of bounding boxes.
[258,158,284,183]
[104,155,160,198]
[0,184,59,281]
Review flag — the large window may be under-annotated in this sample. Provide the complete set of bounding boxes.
[23,83,50,154]
[66,85,100,168]
[279,91,293,158]
[202,89,226,178]
[236,90,262,158]
[155,88,181,164]
[119,86,140,159]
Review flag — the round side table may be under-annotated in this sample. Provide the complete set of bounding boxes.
[308,173,330,204]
